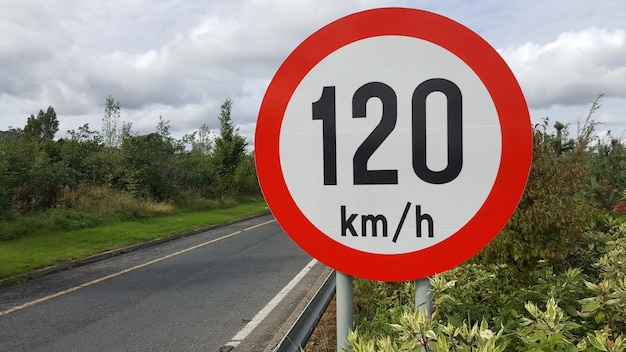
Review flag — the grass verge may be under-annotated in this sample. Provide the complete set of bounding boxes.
[0,200,268,280]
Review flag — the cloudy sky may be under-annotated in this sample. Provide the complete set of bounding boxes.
[1,1,625,145]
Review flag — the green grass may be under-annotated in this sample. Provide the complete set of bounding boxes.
[0,200,269,280]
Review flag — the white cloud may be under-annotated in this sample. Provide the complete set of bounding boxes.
[501,27,626,109]
[1,0,625,140]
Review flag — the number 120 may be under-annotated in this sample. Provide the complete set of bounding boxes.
[312,79,463,186]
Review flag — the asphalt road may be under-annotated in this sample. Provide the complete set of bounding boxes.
[0,214,328,352]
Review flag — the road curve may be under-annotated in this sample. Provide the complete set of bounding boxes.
[0,214,326,352]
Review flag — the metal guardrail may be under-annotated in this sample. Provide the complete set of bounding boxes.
[273,270,336,352]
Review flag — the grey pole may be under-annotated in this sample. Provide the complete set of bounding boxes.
[336,272,353,352]
[415,277,433,351]
[415,277,433,316]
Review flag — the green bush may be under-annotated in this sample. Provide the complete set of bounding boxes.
[47,209,106,230]
[353,280,415,338]
[472,119,598,281]
[0,186,175,241]
[0,210,106,241]
[170,190,221,211]
[347,223,626,351]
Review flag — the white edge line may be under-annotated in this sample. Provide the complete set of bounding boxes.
[225,258,318,348]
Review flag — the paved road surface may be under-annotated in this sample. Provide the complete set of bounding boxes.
[0,214,327,352]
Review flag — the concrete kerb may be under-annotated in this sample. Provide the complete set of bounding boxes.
[0,211,271,288]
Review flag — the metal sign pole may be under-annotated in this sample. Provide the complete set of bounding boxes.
[336,272,353,352]
[415,277,433,315]
[415,277,433,351]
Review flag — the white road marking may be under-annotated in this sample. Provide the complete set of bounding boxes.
[224,258,318,348]
[0,219,277,317]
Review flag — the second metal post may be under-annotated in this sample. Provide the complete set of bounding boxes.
[336,272,353,352]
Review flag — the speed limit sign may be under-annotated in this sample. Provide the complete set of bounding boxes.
[255,8,532,281]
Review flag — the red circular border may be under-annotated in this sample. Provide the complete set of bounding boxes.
[255,8,532,281]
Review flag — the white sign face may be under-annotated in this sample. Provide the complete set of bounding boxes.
[255,8,531,281]
[280,36,501,254]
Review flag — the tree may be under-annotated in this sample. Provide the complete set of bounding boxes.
[183,123,213,155]
[0,129,20,141]
[66,123,101,144]
[0,127,23,212]
[24,106,59,141]
[62,124,105,185]
[6,106,68,212]
[212,99,247,199]
[473,116,599,279]
[588,136,626,212]
[155,115,183,152]
[102,95,121,148]
[155,115,170,139]
[0,134,73,213]
[98,96,125,186]
[233,153,260,196]
[119,132,177,200]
